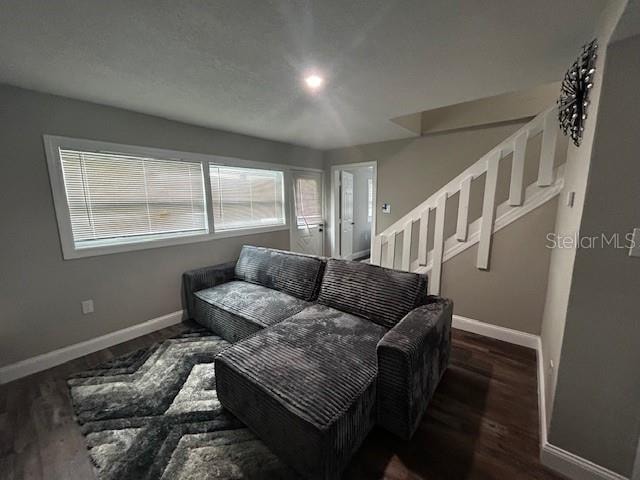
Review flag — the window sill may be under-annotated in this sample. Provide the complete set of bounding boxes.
[61,224,291,260]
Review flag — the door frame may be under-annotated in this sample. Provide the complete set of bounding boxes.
[329,161,377,259]
[289,169,325,256]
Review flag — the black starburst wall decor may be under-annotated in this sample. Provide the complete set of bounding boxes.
[558,39,598,147]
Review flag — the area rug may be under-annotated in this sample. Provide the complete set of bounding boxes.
[67,327,297,480]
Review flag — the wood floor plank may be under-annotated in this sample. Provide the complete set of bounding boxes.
[0,325,565,480]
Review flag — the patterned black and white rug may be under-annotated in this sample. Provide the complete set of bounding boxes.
[67,327,297,480]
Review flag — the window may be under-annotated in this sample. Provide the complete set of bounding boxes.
[45,136,294,259]
[294,175,323,227]
[210,165,286,231]
[59,149,208,250]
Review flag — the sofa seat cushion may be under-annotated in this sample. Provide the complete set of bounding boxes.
[193,281,309,343]
[234,245,326,301]
[318,258,429,329]
[215,304,387,478]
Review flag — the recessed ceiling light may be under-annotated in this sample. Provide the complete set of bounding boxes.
[304,74,324,91]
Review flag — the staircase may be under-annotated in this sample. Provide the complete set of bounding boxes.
[370,107,565,295]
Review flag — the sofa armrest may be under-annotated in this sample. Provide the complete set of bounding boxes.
[182,261,237,318]
[376,296,453,440]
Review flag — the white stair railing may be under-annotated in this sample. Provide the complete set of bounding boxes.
[370,107,563,295]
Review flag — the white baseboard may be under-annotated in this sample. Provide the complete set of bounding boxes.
[541,443,628,480]
[452,314,539,349]
[536,336,549,453]
[0,310,184,385]
[536,338,629,480]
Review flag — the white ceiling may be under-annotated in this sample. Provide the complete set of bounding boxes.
[0,0,608,149]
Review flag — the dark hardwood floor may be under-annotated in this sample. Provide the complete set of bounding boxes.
[0,325,565,480]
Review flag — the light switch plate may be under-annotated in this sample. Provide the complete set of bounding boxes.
[81,299,94,314]
[629,228,640,258]
[566,191,576,207]
[382,203,391,214]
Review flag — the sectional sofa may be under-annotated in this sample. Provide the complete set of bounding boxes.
[183,245,453,479]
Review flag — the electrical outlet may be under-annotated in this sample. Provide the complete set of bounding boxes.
[81,299,94,314]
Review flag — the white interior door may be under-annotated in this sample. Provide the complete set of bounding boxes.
[290,171,324,256]
[340,170,354,258]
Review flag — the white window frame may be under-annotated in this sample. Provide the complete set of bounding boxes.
[208,163,287,232]
[43,135,318,259]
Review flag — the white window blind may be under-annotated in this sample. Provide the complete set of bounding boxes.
[209,165,285,231]
[59,149,208,249]
[294,176,323,227]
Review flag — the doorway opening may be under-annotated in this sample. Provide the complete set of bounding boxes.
[330,161,377,260]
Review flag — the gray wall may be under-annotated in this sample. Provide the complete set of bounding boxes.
[0,84,323,367]
[325,120,563,334]
[548,32,640,477]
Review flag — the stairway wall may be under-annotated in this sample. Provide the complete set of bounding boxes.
[441,199,558,334]
[324,119,565,335]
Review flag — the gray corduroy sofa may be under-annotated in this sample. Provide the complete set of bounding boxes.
[183,245,453,479]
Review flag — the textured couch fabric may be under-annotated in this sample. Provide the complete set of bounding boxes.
[183,246,453,479]
[376,296,453,439]
[235,245,326,301]
[184,246,326,342]
[193,281,309,343]
[317,259,429,328]
[182,261,237,318]
[215,304,386,479]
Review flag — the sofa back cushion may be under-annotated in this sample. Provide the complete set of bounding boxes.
[317,259,428,328]
[235,245,326,301]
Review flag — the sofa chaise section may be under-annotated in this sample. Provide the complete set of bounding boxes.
[183,245,326,342]
[215,304,387,479]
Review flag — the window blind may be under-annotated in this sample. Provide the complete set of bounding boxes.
[59,149,208,248]
[294,176,323,227]
[209,165,285,231]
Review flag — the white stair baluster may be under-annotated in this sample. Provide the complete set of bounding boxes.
[456,176,472,242]
[401,221,413,271]
[430,193,447,295]
[384,233,396,269]
[418,208,430,266]
[477,150,500,270]
[538,110,558,186]
[509,131,528,206]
